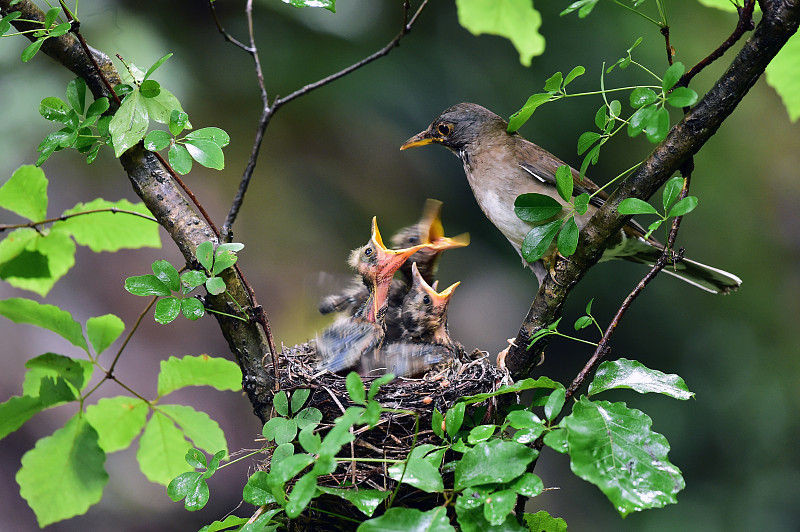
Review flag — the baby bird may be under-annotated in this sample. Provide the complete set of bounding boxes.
[360,263,462,378]
[316,217,428,374]
[318,199,468,322]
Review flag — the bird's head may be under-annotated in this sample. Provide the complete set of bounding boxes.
[400,103,508,153]
[401,262,460,342]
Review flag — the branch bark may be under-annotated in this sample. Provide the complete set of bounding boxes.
[506,0,800,379]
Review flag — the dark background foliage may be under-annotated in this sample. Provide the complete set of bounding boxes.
[0,1,798,530]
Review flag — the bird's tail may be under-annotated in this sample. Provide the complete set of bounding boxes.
[625,248,742,294]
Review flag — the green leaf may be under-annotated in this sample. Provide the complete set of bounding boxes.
[56,198,160,252]
[577,131,602,156]
[298,425,321,453]
[765,31,800,122]
[368,373,394,400]
[155,297,180,324]
[544,388,566,420]
[609,99,622,119]
[195,241,214,271]
[543,71,563,92]
[0,298,87,351]
[574,315,593,330]
[212,244,239,275]
[432,408,445,438]
[455,0,544,67]
[629,87,657,109]
[505,409,542,429]
[645,106,670,143]
[554,165,573,201]
[85,396,148,453]
[556,216,579,257]
[169,109,189,136]
[269,452,314,484]
[662,176,683,211]
[564,397,684,516]
[144,129,171,151]
[282,0,335,11]
[0,11,22,35]
[21,38,45,62]
[521,220,561,262]
[109,89,149,157]
[180,270,207,293]
[524,511,568,532]
[589,358,694,399]
[507,93,553,133]
[564,65,585,86]
[359,507,455,532]
[291,388,311,414]
[285,472,318,518]
[445,401,466,437]
[514,193,562,223]
[137,410,194,485]
[455,439,538,489]
[142,87,188,125]
[39,96,71,122]
[157,355,243,396]
[264,417,297,445]
[159,404,228,456]
[561,0,600,18]
[0,395,49,439]
[0,165,48,222]
[139,79,161,98]
[346,372,366,405]
[86,314,125,355]
[667,86,698,108]
[467,424,495,444]
[617,198,658,215]
[662,62,685,92]
[483,489,517,526]
[243,471,278,506]
[274,390,290,417]
[86,97,110,118]
[169,143,192,174]
[17,413,108,527]
[43,6,59,28]
[316,486,389,517]
[144,52,173,81]
[167,471,209,511]
[67,77,87,114]
[543,428,568,454]
[151,259,179,292]
[456,492,526,532]
[184,139,225,170]
[667,196,698,217]
[124,274,170,296]
[511,472,543,497]
[205,276,226,295]
[181,297,205,321]
[185,127,230,148]
[23,353,92,396]
[460,376,562,405]
[574,192,589,215]
[295,407,322,431]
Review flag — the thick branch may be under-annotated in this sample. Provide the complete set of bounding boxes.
[1,0,275,422]
[506,0,800,379]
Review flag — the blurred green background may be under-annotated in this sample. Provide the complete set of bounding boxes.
[1,1,798,530]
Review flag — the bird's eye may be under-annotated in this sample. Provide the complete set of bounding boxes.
[364,247,373,257]
[408,235,419,244]
[422,295,431,305]
[437,123,452,136]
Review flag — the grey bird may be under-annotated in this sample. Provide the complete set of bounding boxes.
[401,102,741,294]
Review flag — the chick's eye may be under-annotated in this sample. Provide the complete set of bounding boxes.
[422,295,431,305]
[437,123,452,136]
[408,235,419,244]
[364,247,373,257]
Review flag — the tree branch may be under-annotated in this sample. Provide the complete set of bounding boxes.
[506,0,800,380]
[1,0,276,422]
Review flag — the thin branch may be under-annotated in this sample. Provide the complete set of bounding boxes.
[208,0,254,53]
[679,0,756,87]
[0,207,157,232]
[220,0,429,236]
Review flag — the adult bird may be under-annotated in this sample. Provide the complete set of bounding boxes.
[361,263,462,378]
[318,199,469,320]
[401,102,741,294]
[316,217,428,374]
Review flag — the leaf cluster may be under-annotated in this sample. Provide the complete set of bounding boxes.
[124,241,245,324]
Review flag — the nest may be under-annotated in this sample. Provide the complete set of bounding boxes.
[261,342,510,529]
